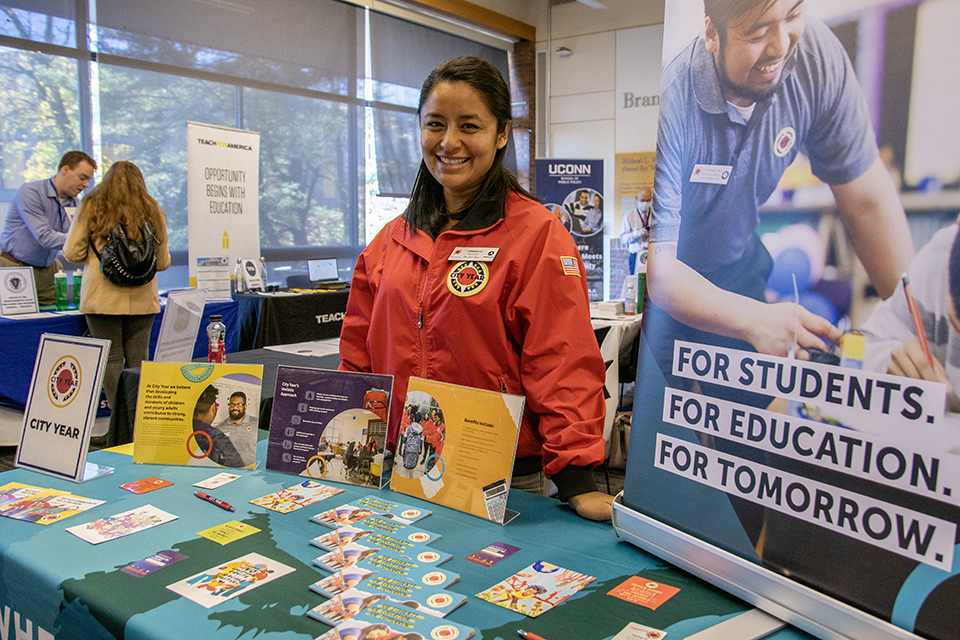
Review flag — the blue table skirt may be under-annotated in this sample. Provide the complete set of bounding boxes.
[0,298,239,413]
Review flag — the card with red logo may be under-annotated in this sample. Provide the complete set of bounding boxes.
[121,477,174,494]
[607,576,680,610]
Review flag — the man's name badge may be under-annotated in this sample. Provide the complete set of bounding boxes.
[689,164,732,185]
[449,247,499,262]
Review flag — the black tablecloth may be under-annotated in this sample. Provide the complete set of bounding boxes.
[235,290,349,350]
[107,347,340,447]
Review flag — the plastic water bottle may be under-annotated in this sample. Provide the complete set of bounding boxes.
[72,269,82,308]
[624,281,637,316]
[259,256,267,289]
[54,270,68,311]
[206,314,226,363]
[233,258,245,294]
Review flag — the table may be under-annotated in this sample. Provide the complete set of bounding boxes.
[0,299,239,446]
[0,299,239,411]
[108,344,341,447]
[235,290,349,351]
[592,315,643,451]
[0,440,813,640]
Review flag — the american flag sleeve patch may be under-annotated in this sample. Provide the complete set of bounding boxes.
[560,256,581,276]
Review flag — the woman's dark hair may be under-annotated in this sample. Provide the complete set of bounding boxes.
[405,56,532,238]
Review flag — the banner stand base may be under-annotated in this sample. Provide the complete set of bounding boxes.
[612,493,923,640]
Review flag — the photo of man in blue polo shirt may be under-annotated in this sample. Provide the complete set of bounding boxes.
[646,0,913,375]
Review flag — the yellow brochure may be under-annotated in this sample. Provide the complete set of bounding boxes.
[133,362,263,469]
[389,377,523,524]
[197,521,260,545]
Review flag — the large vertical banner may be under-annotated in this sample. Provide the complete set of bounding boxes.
[187,122,261,288]
[617,0,960,639]
[535,159,604,302]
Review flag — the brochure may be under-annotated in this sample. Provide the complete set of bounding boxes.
[313,542,452,574]
[133,362,263,469]
[310,549,460,598]
[0,492,103,524]
[121,550,189,578]
[249,480,343,514]
[167,552,294,608]
[307,583,466,624]
[465,542,521,567]
[193,472,241,489]
[67,505,178,544]
[266,366,393,488]
[311,495,430,528]
[311,516,439,553]
[314,602,475,640]
[197,521,260,545]
[0,484,67,509]
[312,543,382,573]
[121,477,174,495]
[475,561,596,618]
[389,378,523,524]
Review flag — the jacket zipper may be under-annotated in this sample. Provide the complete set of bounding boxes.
[418,261,432,380]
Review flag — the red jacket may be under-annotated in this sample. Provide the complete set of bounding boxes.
[339,193,606,499]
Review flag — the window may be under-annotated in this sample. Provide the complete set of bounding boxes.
[0,0,523,289]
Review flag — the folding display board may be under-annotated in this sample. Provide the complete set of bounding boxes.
[616,0,960,639]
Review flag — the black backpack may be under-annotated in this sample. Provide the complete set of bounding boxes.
[91,221,158,287]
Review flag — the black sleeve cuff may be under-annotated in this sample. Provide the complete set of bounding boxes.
[551,465,599,502]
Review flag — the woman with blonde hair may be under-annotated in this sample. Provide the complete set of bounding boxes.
[64,160,170,408]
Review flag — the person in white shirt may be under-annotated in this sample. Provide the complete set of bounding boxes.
[619,187,652,275]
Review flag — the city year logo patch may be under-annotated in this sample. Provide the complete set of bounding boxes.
[48,355,81,407]
[447,261,488,297]
[774,126,796,158]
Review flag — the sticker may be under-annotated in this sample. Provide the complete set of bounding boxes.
[689,164,732,185]
[774,126,796,157]
[560,256,581,277]
[449,247,499,262]
[447,261,488,297]
[465,542,521,567]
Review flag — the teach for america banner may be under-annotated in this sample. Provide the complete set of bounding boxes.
[187,121,260,287]
[620,0,960,638]
[535,159,604,303]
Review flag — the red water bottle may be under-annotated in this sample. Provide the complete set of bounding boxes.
[206,314,226,363]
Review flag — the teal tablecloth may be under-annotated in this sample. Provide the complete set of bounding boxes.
[0,440,814,640]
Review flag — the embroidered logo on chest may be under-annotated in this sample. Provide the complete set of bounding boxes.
[447,261,488,297]
[774,126,796,158]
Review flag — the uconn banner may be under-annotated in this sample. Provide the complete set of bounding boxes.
[535,159,604,302]
[187,121,260,288]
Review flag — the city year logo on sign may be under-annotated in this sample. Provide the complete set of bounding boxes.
[48,355,81,407]
[447,261,488,297]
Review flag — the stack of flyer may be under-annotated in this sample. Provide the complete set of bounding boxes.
[305,495,473,638]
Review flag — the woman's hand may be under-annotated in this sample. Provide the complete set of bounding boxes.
[568,491,614,521]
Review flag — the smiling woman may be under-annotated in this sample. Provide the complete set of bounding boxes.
[338,57,615,522]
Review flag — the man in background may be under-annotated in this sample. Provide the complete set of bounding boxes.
[216,391,258,467]
[619,187,652,275]
[0,151,97,305]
